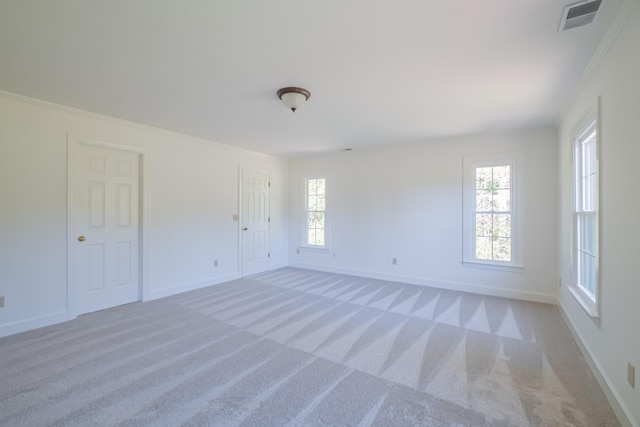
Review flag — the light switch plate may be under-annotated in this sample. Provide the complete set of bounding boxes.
[628,363,636,389]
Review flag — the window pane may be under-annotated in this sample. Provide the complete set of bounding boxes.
[476,237,492,260]
[493,166,511,189]
[307,212,325,228]
[307,224,326,246]
[476,191,492,211]
[476,214,492,237]
[493,189,511,212]
[493,238,511,261]
[308,179,317,195]
[494,214,511,237]
[316,194,325,211]
[476,168,493,190]
[578,214,596,255]
[585,174,596,211]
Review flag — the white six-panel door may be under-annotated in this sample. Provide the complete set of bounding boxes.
[72,142,140,315]
[241,169,270,276]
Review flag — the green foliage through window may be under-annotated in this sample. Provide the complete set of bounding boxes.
[475,166,511,262]
[306,178,326,246]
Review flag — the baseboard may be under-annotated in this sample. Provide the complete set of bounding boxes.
[0,311,75,339]
[288,262,557,304]
[557,301,637,427]
[146,272,242,301]
[268,262,289,271]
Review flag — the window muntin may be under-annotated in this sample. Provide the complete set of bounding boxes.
[305,177,326,247]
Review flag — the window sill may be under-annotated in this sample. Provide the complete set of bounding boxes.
[462,260,524,273]
[568,285,599,318]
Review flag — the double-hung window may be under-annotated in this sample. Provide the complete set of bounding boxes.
[571,106,599,317]
[304,177,326,247]
[463,154,522,269]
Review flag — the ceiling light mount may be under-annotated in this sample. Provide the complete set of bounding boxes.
[277,87,311,112]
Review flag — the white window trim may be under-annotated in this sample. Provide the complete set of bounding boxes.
[462,153,524,270]
[570,101,600,318]
[300,174,330,251]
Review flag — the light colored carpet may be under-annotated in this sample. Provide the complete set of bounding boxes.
[0,267,619,426]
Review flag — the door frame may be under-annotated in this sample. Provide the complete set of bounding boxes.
[238,165,271,277]
[66,135,149,317]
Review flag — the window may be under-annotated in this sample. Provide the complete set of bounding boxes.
[475,165,512,261]
[463,154,522,269]
[304,177,326,247]
[571,106,599,317]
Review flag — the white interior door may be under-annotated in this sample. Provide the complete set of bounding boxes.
[241,169,270,276]
[72,143,140,315]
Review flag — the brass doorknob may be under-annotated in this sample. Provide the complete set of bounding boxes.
[78,235,86,242]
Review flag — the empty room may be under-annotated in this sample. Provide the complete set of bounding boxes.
[1,1,639,426]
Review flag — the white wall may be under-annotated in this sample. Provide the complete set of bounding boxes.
[289,127,558,303]
[558,1,640,425]
[0,92,288,338]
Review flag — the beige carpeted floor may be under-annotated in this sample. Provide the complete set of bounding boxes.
[0,268,620,426]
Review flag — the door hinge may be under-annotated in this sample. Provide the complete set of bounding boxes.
[268,252,271,258]
[268,217,271,223]
[268,182,271,187]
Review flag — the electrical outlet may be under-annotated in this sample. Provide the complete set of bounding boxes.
[214,260,219,268]
[628,362,636,389]
[0,295,4,307]
[392,258,397,265]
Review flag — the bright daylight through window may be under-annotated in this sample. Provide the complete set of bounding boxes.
[463,154,521,269]
[475,165,512,262]
[305,177,326,247]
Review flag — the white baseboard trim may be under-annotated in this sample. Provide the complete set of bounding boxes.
[288,262,557,304]
[268,263,289,271]
[0,311,75,339]
[146,272,241,301]
[557,301,637,427]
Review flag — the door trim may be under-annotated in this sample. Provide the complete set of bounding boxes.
[238,165,271,277]
[67,135,149,317]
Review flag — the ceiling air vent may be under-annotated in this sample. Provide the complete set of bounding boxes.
[558,0,603,31]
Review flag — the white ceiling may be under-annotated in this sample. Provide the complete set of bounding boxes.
[0,1,621,156]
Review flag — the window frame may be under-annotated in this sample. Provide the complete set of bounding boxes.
[301,174,329,250]
[570,102,600,318]
[463,153,523,270]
